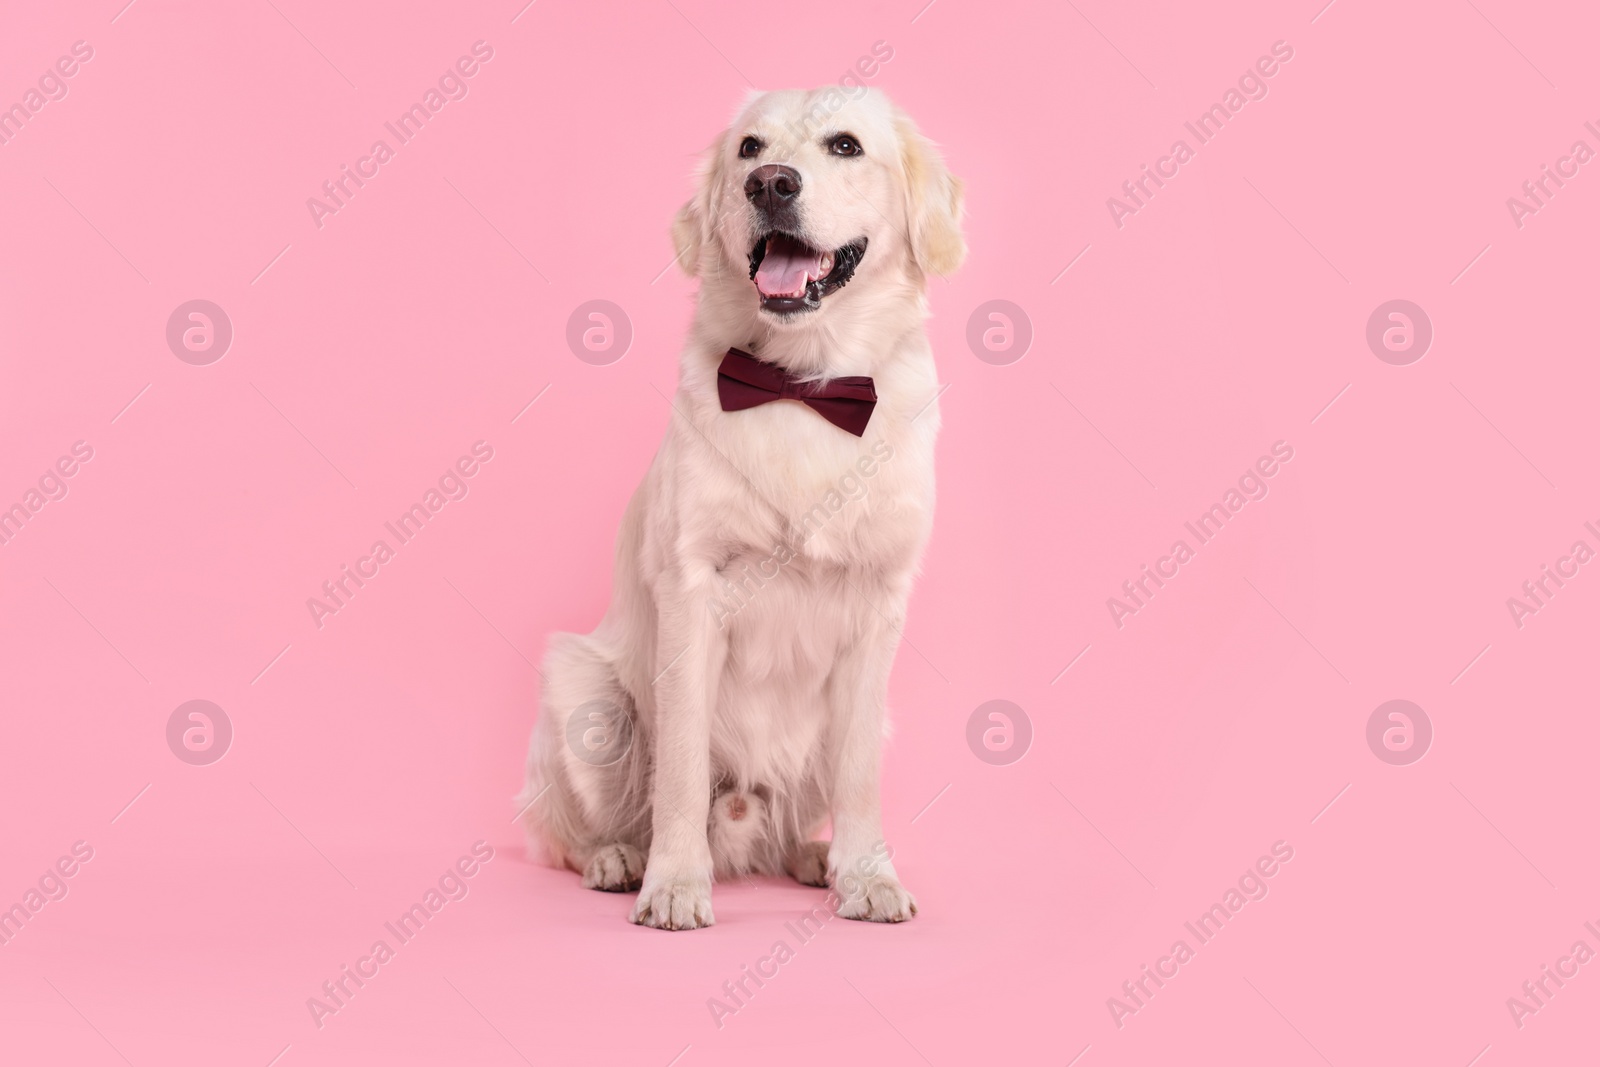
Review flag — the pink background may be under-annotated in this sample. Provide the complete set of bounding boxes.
[2,0,1597,1064]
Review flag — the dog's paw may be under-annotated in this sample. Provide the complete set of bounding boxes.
[786,840,830,887]
[582,844,645,892]
[629,878,714,930]
[835,874,918,923]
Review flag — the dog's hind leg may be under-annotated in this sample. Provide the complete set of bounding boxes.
[785,840,830,887]
[581,843,646,891]
[516,633,652,879]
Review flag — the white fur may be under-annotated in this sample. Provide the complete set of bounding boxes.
[516,88,964,929]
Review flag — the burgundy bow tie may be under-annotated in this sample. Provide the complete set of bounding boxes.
[716,348,877,437]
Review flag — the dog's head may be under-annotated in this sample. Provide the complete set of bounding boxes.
[672,88,964,328]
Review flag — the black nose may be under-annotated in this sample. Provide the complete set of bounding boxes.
[745,164,802,207]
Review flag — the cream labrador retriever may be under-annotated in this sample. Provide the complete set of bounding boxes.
[517,87,963,929]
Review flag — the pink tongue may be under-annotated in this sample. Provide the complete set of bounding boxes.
[756,244,822,297]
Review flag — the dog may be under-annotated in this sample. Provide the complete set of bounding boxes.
[516,87,964,929]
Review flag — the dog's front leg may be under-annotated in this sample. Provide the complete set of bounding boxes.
[629,564,724,930]
[827,586,918,922]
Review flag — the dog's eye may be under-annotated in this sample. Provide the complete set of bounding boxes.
[828,134,862,157]
[738,136,762,159]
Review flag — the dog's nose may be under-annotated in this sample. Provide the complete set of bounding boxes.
[745,164,802,207]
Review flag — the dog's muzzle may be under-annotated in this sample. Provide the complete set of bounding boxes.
[744,163,802,232]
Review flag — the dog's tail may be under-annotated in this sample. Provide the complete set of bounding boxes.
[708,788,774,877]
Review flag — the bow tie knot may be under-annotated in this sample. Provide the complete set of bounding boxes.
[716,348,877,437]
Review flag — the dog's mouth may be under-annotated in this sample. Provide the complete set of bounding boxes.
[748,233,867,315]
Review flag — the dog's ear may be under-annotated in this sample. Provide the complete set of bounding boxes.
[895,112,965,277]
[671,130,728,278]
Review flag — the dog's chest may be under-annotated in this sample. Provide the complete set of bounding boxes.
[709,405,929,570]
[710,552,855,782]
[715,553,856,676]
